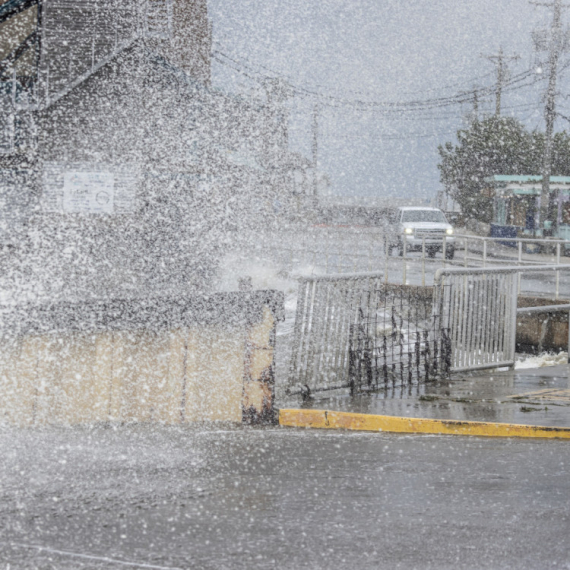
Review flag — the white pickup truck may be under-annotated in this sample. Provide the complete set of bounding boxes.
[388,206,455,259]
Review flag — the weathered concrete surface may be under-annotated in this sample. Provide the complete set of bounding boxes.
[517,296,570,352]
[0,425,569,569]
[284,364,570,428]
[0,292,284,426]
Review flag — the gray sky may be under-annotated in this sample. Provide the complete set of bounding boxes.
[209,0,569,202]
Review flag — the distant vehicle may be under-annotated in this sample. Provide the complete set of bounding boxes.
[388,207,455,259]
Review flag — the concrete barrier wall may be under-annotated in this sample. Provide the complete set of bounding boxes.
[516,296,570,352]
[0,292,283,426]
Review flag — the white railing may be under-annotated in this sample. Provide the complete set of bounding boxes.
[454,234,570,298]
[434,264,570,372]
[287,272,444,396]
[253,227,570,294]
[454,234,569,267]
[286,264,570,394]
[288,272,376,395]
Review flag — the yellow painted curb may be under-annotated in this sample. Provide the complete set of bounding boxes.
[279,409,570,439]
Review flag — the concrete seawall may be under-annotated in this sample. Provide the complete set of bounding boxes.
[0,292,284,426]
[516,296,570,352]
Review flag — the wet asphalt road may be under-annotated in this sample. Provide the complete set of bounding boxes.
[1,425,569,570]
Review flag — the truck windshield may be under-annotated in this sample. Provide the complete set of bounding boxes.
[401,210,447,223]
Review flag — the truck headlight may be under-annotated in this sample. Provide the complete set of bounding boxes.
[446,228,454,235]
[404,228,413,235]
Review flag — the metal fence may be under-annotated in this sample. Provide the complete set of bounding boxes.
[252,228,570,292]
[434,269,518,372]
[347,288,450,393]
[287,273,450,397]
[434,264,570,372]
[287,264,570,398]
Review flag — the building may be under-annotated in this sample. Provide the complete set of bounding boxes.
[0,0,303,303]
[485,175,570,244]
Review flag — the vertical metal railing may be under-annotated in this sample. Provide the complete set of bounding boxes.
[435,271,517,371]
[287,264,570,399]
[288,273,380,394]
[287,273,453,395]
[457,234,570,269]
[434,264,570,373]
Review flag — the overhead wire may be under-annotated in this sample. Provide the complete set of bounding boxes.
[211,39,500,98]
[322,130,461,140]
[212,49,552,146]
[212,50,543,114]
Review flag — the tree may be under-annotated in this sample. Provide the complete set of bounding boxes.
[550,130,570,174]
[438,116,570,222]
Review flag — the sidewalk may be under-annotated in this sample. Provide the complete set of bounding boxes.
[282,364,570,431]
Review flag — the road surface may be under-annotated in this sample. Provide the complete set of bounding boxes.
[1,425,569,569]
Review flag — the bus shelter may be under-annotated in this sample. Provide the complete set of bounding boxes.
[486,175,570,246]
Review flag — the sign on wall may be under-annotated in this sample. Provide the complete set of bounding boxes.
[43,163,138,214]
[63,171,115,214]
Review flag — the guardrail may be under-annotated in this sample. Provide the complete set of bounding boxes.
[404,233,570,295]
[287,273,449,397]
[454,234,570,296]
[251,228,570,296]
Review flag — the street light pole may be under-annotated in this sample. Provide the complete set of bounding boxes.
[538,0,564,230]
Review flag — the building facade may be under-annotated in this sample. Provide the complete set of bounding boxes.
[0,0,303,303]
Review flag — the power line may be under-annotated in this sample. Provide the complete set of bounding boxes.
[214,51,486,108]
[214,48,536,98]
[356,131,458,140]
[211,39,499,99]
[213,49,545,133]
[343,102,541,122]
[213,50,542,114]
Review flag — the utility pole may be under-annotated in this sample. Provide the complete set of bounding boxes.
[483,47,520,115]
[460,88,479,124]
[532,0,567,229]
[312,103,319,197]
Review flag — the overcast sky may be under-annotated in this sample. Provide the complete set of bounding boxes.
[208,0,570,203]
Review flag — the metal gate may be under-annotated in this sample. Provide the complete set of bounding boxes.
[434,265,570,372]
[287,273,450,397]
[434,268,518,372]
